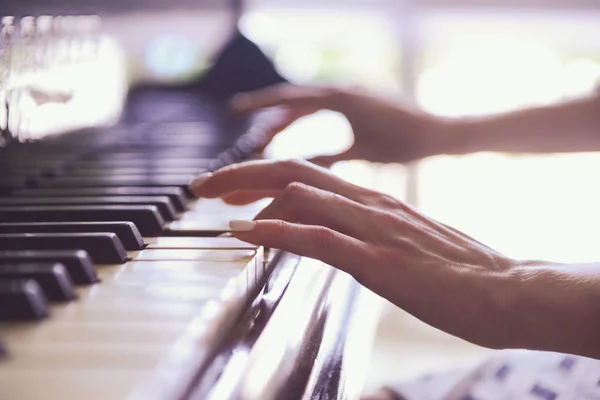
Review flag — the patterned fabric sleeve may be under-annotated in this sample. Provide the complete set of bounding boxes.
[386,350,600,400]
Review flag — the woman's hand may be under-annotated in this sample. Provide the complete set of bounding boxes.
[191,160,600,358]
[190,159,520,350]
[231,85,460,165]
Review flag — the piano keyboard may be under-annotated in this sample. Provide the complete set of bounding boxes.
[0,112,278,399]
[0,15,381,398]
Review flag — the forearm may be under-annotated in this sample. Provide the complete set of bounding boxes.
[448,91,600,155]
[493,261,600,359]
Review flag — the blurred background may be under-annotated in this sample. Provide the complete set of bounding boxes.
[230,0,600,393]
[4,0,600,395]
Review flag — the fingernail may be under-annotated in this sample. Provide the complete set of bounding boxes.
[229,219,256,231]
[188,172,212,191]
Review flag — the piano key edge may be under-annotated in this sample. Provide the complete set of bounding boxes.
[129,246,268,400]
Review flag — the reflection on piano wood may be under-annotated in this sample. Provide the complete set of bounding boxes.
[0,13,381,400]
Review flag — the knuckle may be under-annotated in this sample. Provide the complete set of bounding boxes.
[279,158,307,171]
[364,190,398,210]
[218,162,242,174]
[273,159,307,182]
[393,234,416,250]
[322,86,345,101]
[370,211,410,244]
[328,191,345,206]
[376,207,403,226]
[351,247,382,285]
[379,193,400,208]
[263,219,288,247]
[313,226,337,250]
[273,219,287,238]
[263,193,296,220]
[282,181,310,198]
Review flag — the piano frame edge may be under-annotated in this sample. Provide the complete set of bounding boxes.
[186,254,383,400]
[184,249,300,399]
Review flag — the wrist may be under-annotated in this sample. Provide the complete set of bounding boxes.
[419,257,521,350]
[434,118,480,156]
[498,261,600,357]
[466,259,523,349]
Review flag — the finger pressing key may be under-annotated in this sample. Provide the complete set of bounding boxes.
[229,219,371,279]
[253,183,382,242]
[188,159,371,204]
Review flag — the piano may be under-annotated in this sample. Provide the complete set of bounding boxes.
[0,3,381,399]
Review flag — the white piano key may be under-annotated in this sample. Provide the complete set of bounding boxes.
[131,248,257,262]
[168,199,270,234]
[0,248,265,399]
[0,320,187,344]
[130,248,266,400]
[167,219,230,233]
[145,236,256,249]
[0,370,154,400]
[189,198,270,215]
[1,342,168,370]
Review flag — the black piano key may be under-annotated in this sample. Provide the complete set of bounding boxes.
[0,279,49,321]
[0,166,51,177]
[67,158,212,169]
[89,151,223,161]
[0,205,165,236]
[0,263,76,302]
[0,233,128,264]
[9,187,188,212]
[33,174,196,189]
[0,250,98,284]
[0,222,144,250]
[0,177,27,194]
[61,167,202,176]
[0,196,177,222]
